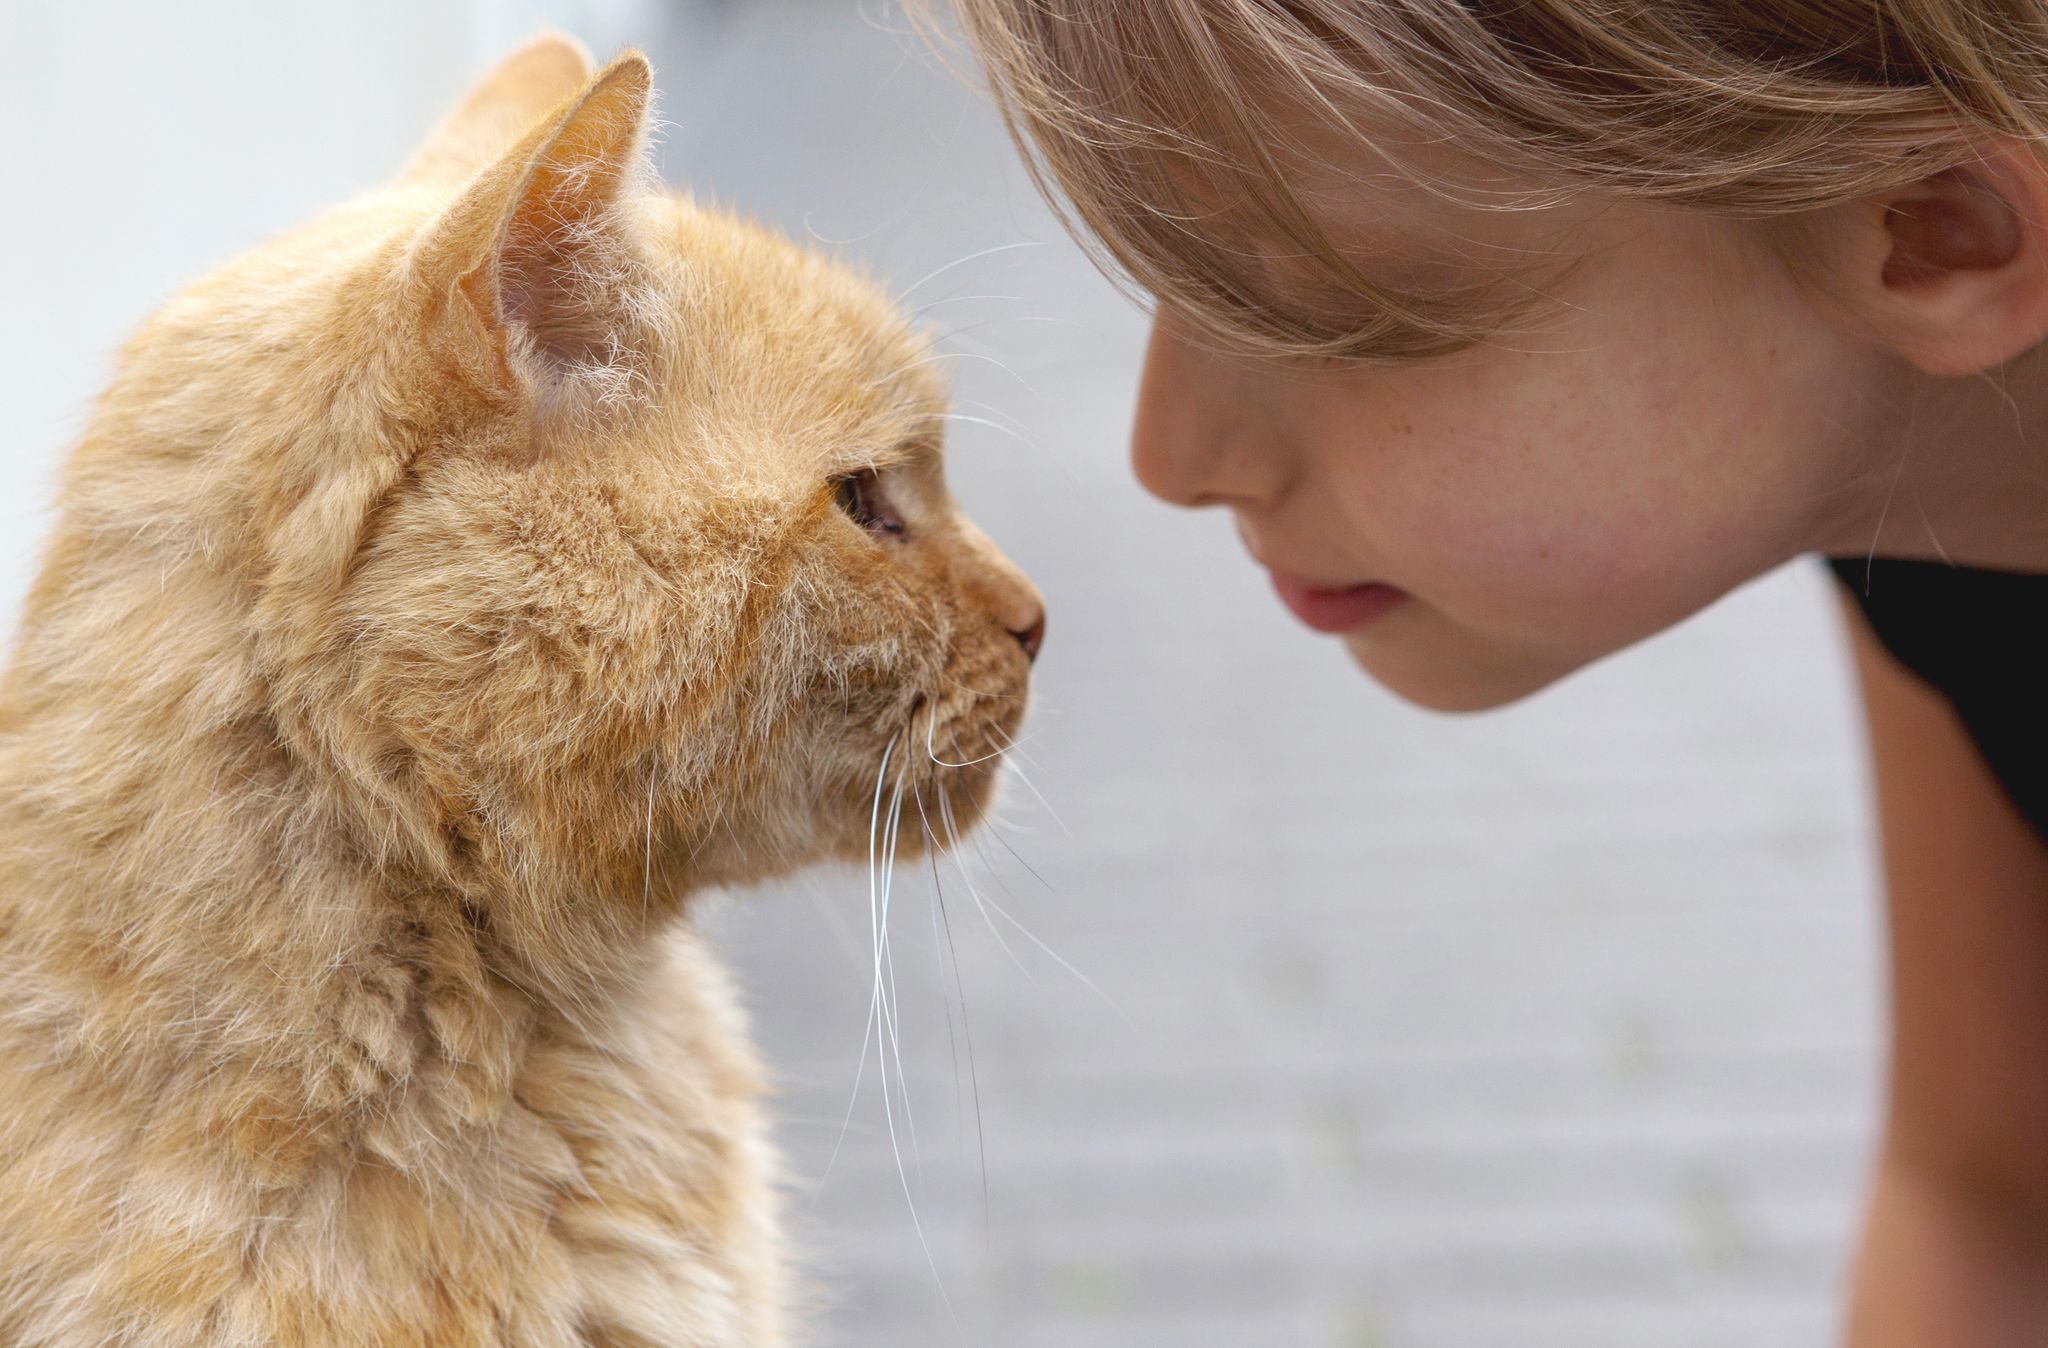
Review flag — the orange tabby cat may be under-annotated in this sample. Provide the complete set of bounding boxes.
[0,36,1041,1347]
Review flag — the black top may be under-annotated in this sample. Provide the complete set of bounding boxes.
[1827,555,2048,842]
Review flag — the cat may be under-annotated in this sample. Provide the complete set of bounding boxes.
[0,35,1042,1347]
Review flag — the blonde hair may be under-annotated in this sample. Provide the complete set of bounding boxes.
[929,0,2048,360]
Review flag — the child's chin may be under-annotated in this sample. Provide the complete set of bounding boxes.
[1343,635,1576,714]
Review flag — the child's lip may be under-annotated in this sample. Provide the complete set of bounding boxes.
[1265,569,1411,634]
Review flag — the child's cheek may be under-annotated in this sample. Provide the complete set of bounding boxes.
[1365,442,1718,663]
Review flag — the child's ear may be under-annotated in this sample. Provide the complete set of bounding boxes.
[411,52,654,406]
[1846,143,2048,376]
[401,33,596,187]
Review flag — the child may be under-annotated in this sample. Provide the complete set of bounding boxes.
[938,3,2048,1343]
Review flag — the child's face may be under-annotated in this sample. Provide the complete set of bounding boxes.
[1130,174,1897,710]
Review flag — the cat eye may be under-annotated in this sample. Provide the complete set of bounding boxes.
[832,468,906,540]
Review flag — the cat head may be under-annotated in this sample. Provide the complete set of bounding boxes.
[216,40,1045,910]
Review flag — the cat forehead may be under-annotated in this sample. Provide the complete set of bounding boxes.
[636,198,948,454]
[648,199,929,358]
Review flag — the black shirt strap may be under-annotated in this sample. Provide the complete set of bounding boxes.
[1826,555,2048,843]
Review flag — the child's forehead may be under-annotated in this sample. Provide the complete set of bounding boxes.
[1262,108,1600,278]
[1172,129,1602,317]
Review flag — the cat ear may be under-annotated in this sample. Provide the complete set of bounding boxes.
[411,52,655,407]
[400,33,597,187]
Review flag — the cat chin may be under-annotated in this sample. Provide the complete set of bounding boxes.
[818,759,1011,869]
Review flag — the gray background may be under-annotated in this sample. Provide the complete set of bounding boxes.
[3,4,1884,1346]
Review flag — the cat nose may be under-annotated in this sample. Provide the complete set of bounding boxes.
[1010,609,1046,663]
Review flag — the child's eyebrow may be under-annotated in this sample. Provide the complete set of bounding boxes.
[1161,170,1472,300]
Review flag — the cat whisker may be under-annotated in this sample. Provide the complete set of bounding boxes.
[875,759,949,1307]
[932,671,1029,700]
[998,739,1056,783]
[925,314,1067,368]
[935,412,1037,451]
[915,790,966,1104]
[876,348,1033,389]
[971,887,1130,1030]
[640,760,656,938]
[820,733,900,1193]
[950,392,1032,428]
[948,401,1037,451]
[926,720,1066,847]
[824,732,944,1302]
[895,239,1048,304]
[921,798,966,1106]
[800,200,915,248]
[976,719,1046,759]
[879,770,921,1169]
[935,783,1040,989]
[985,807,1045,837]
[1004,763,1074,839]
[771,1115,881,1137]
[915,782,992,1244]
[934,342,1046,402]
[930,312,1077,335]
[979,816,1057,894]
[925,715,1013,770]
[906,292,1023,320]
[976,732,1073,840]
[936,780,1125,1026]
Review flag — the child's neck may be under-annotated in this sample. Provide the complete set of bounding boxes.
[1820,342,2048,572]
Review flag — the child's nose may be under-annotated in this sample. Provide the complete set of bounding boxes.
[1129,314,1288,510]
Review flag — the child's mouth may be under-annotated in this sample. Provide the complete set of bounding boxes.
[1267,572,1411,634]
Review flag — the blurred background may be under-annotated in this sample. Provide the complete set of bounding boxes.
[1,3,1883,1345]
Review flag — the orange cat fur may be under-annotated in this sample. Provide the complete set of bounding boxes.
[0,36,1041,1347]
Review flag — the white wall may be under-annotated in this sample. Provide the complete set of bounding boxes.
[0,0,665,640]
